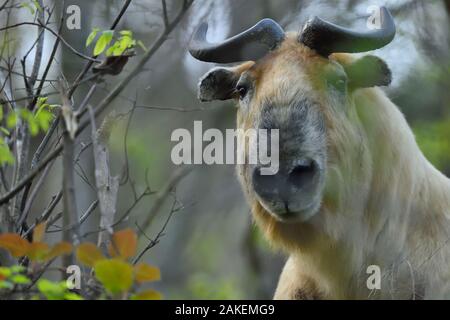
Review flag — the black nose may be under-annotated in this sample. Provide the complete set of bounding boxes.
[288,159,317,189]
[252,159,318,204]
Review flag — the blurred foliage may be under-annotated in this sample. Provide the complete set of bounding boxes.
[414,118,450,174]
[76,228,161,299]
[0,227,161,300]
[185,274,244,300]
[398,61,450,175]
[86,28,145,57]
[0,97,55,165]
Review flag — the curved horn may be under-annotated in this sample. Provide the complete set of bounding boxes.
[189,18,285,63]
[299,6,395,57]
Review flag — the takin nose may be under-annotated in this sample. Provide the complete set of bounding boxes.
[252,158,319,214]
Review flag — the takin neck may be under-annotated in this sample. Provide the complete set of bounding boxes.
[251,87,450,299]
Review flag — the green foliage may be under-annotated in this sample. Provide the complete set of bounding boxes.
[86,28,141,57]
[0,137,14,165]
[86,27,100,47]
[106,30,136,57]
[186,274,243,300]
[0,224,78,300]
[0,99,55,166]
[20,0,42,15]
[37,279,82,300]
[0,264,82,300]
[413,117,450,173]
[94,259,134,295]
[75,229,161,299]
[94,30,114,56]
[0,265,31,290]
[0,228,160,300]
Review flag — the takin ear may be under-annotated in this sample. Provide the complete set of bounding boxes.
[198,61,254,102]
[342,55,392,89]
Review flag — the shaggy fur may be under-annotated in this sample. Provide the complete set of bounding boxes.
[199,33,450,299]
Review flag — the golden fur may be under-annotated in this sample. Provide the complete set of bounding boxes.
[233,34,450,299]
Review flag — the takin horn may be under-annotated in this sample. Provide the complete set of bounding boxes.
[188,18,285,63]
[299,6,396,57]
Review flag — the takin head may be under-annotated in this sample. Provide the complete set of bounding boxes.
[189,7,396,248]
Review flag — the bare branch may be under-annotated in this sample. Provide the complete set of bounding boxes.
[18,158,56,228]
[161,0,169,29]
[59,81,80,258]
[133,194,186,264]
[139,166,191,234]
[0,22,100,63]
[0,1,193,205]
[68,0,134,99]
[87,106,120,248]
[22,191,62,238]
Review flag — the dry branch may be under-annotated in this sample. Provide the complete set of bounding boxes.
[87,107,120,248]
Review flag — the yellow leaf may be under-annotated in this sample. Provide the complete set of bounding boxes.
[47,242,73,260]
[94,259,133,294]
[76,243,105,267]
[33,222,46,243]
[134,263,160,283]
[108,229,137,260]
[131,289,162,300]
[0,233,30,257]
[27,242,50,261]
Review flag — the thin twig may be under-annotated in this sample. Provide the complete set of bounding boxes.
[22,191,62,238]
[133,195,183,264]
[139,167,191,234]
[0,1,193,205]
[0,22,100,62]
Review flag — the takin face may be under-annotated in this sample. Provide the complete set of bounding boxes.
[189,8,395,249]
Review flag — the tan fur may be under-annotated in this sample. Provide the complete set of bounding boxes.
[233,34,450,299]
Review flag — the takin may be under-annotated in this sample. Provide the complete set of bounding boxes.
[188,7,450,299]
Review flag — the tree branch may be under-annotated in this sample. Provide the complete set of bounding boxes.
[0,1,193,205]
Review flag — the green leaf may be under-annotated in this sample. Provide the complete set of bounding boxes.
[0,144,14,165]
[20,2,35,15]
[32,0,43,13]
[119,30,132,37]
[36,96,48,108]
[0,280,13,289]
[0,105,3,121]
[0,267,12,277]
[6,112,17,128]
[94,259,133,295]
[86,27,100,47]
[64,292,83,300]
[0,127,10,136]
[37,279,66,300]
[118,36,132,51]
[10,274,31,285]
[10,265,26,274]
[27,118,39,136]
[106,42,120,57]
[35,108,53,133]
[93,30,114,56]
